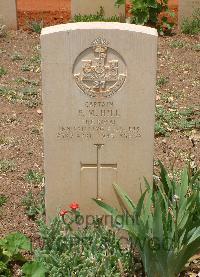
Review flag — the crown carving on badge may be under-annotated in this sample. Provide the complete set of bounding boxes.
[91,38,109,53]
[91,37,109,47]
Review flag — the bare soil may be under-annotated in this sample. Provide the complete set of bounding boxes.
[17,0,71,29]
[16,0,178,30]
[0,29,199,275]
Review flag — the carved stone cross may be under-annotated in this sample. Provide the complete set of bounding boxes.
[81,144,117,200]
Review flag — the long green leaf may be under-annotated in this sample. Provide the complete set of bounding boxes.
[176,239,200,273]
[113,183,136,214]
[179,168,189,201]
[187,226,200,245]
[191,170,200,185]
[135,190,148,220]
[153,196,163,243]
[158,161,172,195]
[142,186,153,225]
[93,199,118,217]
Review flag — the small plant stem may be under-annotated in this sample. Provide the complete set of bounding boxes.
[175,202,179,249]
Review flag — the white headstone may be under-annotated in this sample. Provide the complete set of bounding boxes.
[71,0,125,18]
[41,22,158,219]
[0,0,17,29]
[179,0,200,26]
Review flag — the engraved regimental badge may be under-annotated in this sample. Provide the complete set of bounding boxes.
[73,38,127,98]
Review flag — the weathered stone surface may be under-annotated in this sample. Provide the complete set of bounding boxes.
[71,0,125,18]
[0,0,17,29]
[41,22,157,220]
[179,0,200,26]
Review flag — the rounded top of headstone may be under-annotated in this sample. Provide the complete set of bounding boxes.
[41,22,158,37]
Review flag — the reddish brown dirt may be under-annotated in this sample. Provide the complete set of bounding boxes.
[17,0,70,12]
[17,0,178,12]
[17,0,71,29]
[17,11,71,29]
[17,0,178,29]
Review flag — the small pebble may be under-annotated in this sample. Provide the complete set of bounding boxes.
[37,109,42,115]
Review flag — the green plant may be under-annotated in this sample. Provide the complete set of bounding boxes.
[0,24,7,37]
[22,191,45,219]
[31,127,40,135]
[15,77,39,86]
[193,43,200,51]
[0,194,7,208]
[21,64,32,72]
[21,59,40,74]
[26,99,40,108]
[157,75,169,87]
[0,136,16,147]
[28,20,43,34]
[25,169,43,185]
[26,204,135,276]
[0,159,16,173]
[155,106,200,136]
[0,86,18,102]
[30,54,41,65]
[73,6,124,23]
[0,85,40,107]
[21,87,37,98]
[0,66,7,77]
[22,261,47,277]
[181,9,200,35]
[11,52,23,61]
[0,232,32,276]
[94,163,200,277]
[170,40,185,49]
[115,0,174,34]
